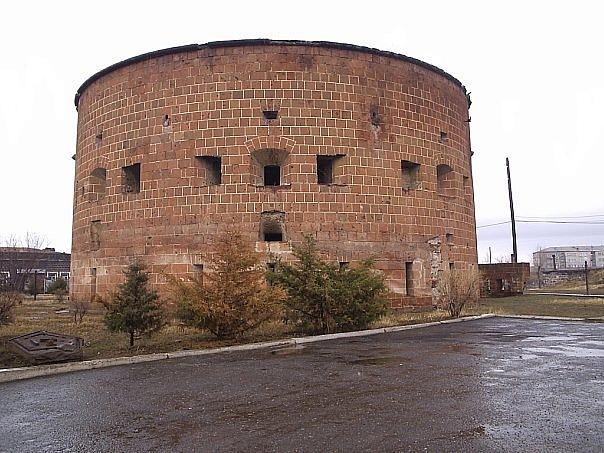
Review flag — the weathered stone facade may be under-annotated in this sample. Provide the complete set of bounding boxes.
[71,40,477,307]
[479,263,530,297]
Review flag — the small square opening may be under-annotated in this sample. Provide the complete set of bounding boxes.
[122,163,141,193]
[439,131,448,143]
[196,156,222,185]
[401,160,420,189]
[264,232,283,242]
[264,165,281,186]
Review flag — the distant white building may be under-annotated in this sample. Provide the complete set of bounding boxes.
[533,246,604,270]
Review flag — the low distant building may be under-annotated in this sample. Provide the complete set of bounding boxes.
[478,263,530,297]
[0,247,71,293]
[533,246,604,271]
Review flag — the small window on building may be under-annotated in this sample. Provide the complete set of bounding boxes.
[339,261,350,269]
[267,262,276,272]
[196,156,222,186]
[260,211,285,242]
[264,165,281,186]
[122,163,141,193]
[60,272,70,280]
[317,156,335,185]
[316,154,345,185]
[436,164,454,197]
[193,263,204,285]
[262,110,278,120]
[401,160,420,189]
[446,233,454,245]
[439,131,448,143]
[449,262,455,270]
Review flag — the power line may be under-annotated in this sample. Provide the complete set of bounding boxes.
[477,219,604,228]
[518,220,604,225]
[517,214,604,220]
[476,221,510,229]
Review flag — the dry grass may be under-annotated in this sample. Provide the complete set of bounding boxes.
[0,297,455,369]
[3,293,602,369]
[467,294,604,319]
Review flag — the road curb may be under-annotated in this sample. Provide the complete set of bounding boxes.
[498,314,604,322]
[0,313,520,384]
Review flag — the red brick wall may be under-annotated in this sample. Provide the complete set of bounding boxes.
[71,41,477,307]
[479,263,530,297]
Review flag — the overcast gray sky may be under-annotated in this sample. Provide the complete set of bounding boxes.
[1,0,602,262]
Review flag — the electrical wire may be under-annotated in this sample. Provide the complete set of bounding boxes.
[477,219,604,228]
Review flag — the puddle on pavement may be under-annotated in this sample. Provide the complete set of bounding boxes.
[523,345,604,358]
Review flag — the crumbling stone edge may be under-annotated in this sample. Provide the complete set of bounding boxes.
[5,313,592,384]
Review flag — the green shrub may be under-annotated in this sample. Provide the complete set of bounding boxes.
[268,235,388,334]
[104,261,165,347]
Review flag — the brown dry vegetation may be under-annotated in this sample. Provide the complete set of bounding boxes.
[2,293,602,369]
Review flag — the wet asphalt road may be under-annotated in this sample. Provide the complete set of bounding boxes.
[1,318,603,453]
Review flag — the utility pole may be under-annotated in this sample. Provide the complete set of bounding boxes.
[506,157,518,263]
[585,260,589,295]
[489,247,492,264]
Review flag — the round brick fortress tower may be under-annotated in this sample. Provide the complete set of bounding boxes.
[71,39,477,307]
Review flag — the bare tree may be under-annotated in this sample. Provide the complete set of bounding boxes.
[0,292,21,325]
[0,233,48,293]
[436,268,481,318]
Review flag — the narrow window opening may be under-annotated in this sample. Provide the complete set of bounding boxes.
[163,115,171,127]
[262,110,278,120]
[439,131,448,143]
[449,262,455,270]
[401,160,420,189]
[264,165,281,186]
[95,131,103,147]
[405,262,414,296]
[193,263,204,285]
[122,163,141,193]
[196,156,222,186]
[317,156,335,185]
[446,233,454,245]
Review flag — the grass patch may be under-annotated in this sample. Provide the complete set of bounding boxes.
[468,294,604,318]
[0,298,453,369]
[3,294,602,369]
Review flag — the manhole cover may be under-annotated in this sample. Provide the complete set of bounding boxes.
[6,331,84,365]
